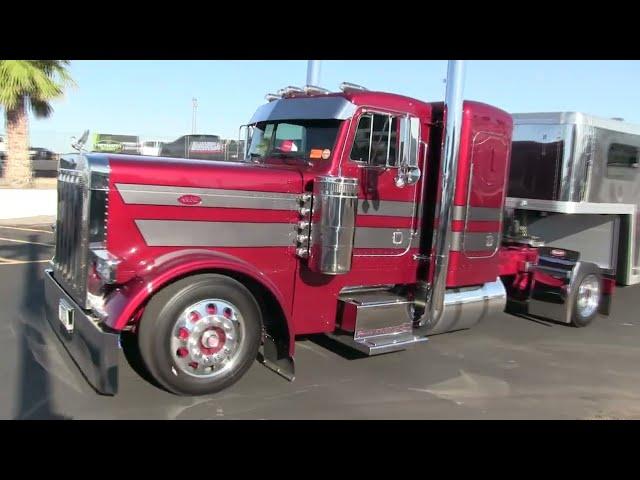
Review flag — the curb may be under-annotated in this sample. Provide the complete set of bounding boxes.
[0,189,57,220]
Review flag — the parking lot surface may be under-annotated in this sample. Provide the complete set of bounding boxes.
[2,220,640,420]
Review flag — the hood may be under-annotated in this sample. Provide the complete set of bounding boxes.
[106,154,303,194]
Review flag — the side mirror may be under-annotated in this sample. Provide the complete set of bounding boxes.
[394,117,421,188]
[395,166,421,187]
[238,124,253,162]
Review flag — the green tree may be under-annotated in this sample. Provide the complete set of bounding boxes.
[0,60,75,187]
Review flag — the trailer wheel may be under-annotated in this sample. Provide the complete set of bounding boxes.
[570,270,602,328]
[137,274,262,396]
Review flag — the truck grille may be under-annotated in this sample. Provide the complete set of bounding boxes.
[53,169,90,307]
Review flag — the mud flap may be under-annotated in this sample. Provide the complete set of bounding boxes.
[259,333,295,381]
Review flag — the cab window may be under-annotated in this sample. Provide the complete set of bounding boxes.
[274,123,304,153]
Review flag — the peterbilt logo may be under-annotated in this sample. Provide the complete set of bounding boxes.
[550,249,566,257]
[178,194,202,206]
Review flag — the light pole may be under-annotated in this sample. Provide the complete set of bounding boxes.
[192,97,198,134]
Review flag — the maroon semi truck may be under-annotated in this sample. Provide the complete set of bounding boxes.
[44,62,614,396]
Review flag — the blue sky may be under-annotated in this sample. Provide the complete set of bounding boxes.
[7,60,640,153]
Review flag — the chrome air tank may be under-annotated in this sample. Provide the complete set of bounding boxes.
[309,176,359,275]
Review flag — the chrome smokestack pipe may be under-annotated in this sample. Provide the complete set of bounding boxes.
[418,60,466,332]
[306,60,321,86]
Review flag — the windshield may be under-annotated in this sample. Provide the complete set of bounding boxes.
[247,119,341,161]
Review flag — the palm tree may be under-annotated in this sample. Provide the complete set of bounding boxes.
[0,60,75,187]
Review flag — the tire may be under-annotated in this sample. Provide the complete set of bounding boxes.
[137,274,262,396]
[570,270,602,328]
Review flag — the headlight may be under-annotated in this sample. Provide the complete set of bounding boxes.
[91,248,121,284]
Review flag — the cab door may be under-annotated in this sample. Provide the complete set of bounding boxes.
[346,110,421,258]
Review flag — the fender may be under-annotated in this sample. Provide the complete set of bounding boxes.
[101,248,295,354]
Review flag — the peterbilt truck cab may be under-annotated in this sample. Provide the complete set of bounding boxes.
[44,74,611,396]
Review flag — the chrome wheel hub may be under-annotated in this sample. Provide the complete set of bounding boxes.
[170,299,244,378]
[576,274,600,319]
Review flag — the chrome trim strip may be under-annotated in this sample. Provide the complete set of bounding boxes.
[116,184,300,211]
[357,199,414,217]
[506,197,636,215]
[450,231,500,253]
[452,205,503,222]
[135,220,296,247]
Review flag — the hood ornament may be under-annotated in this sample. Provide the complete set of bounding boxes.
[71,130,90,153]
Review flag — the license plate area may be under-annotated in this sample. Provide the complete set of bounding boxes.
[58,299,74,333]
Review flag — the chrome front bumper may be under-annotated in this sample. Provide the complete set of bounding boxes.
[43,269,119,395]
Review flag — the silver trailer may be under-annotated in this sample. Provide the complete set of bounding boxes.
[506,112,640,285]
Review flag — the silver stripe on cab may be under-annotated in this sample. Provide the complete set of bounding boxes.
[353,228,414,249]
[450,231,500,252]
[452,205,503,222]
[135,220,296,247]
[116,184,300,211]
[357,199,414,217]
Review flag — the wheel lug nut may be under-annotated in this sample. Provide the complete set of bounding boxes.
[206,303,217,315]
[189,311,201,322]
[223,307,233,318]
[178,327,189,340]
[177,347,188,358]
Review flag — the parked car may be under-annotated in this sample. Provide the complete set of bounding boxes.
[30,147,56,160]
[30,147,58,177]
[141,141,164,156]
[0,146,58,177]
[160,134,225,160]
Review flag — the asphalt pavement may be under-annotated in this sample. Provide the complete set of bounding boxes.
[2,220,640,420]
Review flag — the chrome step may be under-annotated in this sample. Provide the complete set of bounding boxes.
[326,331,428,355]
[327,288,428,356]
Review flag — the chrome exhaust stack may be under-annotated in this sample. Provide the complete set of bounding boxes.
[414,60,506,335]
[306,60,321,89]
[416,60,466,333]
[426,60,466,326]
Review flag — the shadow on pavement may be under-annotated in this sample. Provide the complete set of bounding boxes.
[305,334,368,360]
[13,235,71,419]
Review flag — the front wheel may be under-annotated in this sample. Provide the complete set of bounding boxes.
[138,274,262,396]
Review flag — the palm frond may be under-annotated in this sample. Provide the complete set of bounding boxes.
[0,60,76,117]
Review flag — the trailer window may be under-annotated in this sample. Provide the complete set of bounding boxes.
[350,113,399,167]
[608,143,638,168]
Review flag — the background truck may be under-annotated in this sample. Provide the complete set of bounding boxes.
[160,134,225,161]
[140,140,165,156]
[43,62,622,396]
[92,133,141,155]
